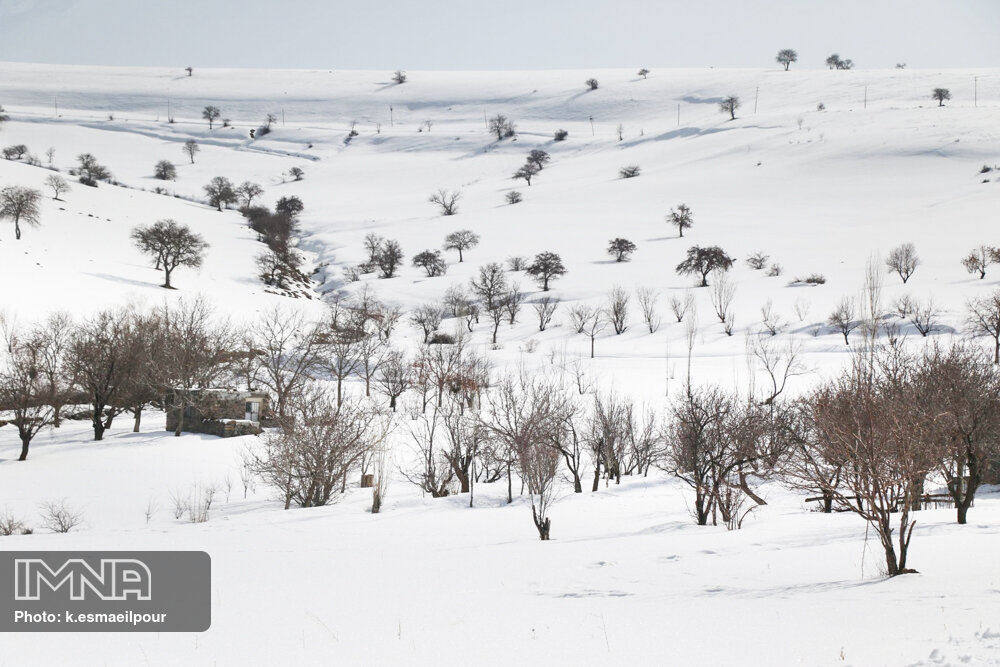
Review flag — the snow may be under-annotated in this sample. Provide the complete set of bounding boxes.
[1,62,1000,665]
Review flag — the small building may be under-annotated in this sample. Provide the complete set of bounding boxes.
[165,389,269,437]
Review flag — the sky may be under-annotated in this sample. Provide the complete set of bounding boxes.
[0,0,997,70]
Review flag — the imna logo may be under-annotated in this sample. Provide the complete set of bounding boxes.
[14,558,152,601]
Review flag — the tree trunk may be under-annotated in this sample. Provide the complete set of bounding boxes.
[174,406,185,436]
[532,504,550,540]
[163,267,173,289]
[132,408,142,433]
[738,469,767,506]
[18,436,30,461]
[506,463,513,504]
[92,403,106,441]
[592,460,601,492]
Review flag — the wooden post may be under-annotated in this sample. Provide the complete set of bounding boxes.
[754,86,759,114]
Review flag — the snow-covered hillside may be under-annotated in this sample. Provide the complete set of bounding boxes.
[1,63,1000,666]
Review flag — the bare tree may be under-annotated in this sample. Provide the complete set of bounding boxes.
[402,406,454,497]
[776,48,798,71]
[0,329,55,460]
[886,243,920,283]
[250,306,326,419]
[202,105,221,128]
[533,296,560,332]
[504,283,525,325]
[376,239,404,278]
[669,292,694,323]
[709,271,737,323]
[967,289,1000,363]
[526,150,550,170]
[131,219,209,289]
[44,174,70,200]
[443,229,480,262]
[249,385,390,508]
[429,189,461,216]
[760,299,784,336]
[915,342,1000,524]
[375,349,411,411]
[749,335,806,405]
[606,286,630,335]
[182,139,199,164]
[909,299,939,337]
[668,203,693,237]
[412,250,447,277]
[410,304,445,343]
[513,162,540,186]
[719,96,741,120]
[828,297,860,345]
[203,176,237,211]
[636,287,661,333]
[637,68,650,79]
[568,304,594,334]
[526,252,567,291]
[236,181,264,210]
[585,78,599,90]
[0,186,41,240]
[607,238,636,262]
[932,88,951,106]
[961,246,1000,279]
[583,308,607,359]
[487,114,516,141]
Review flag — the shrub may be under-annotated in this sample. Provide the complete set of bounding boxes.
[553,129,568,141]
[506,191,523,204]
[428,332,456,345]
[585,78,599,90]
[392,70,407,84]
[766,263,783,277]
[507,256,529,271]
[791,273,826,285]
[412,249,448,277]
[746,252,770,270]
[2,144,27,160]
[619,165,641,179]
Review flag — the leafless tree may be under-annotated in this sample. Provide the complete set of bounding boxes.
[828,296,860,345]
[719,95,741,120]
[0,186,41,240]
[760,299,784,336]
[533,296,560,332]
[410,304,445,344]
[249,385,390,508]
[961,245,1000,280]
[886,243,920,283]
[375,349,411,411]
[709,271,737,323]
[236,181,264,209]
[748,335,807,405]
[392,69,407,84]
[402,406,455,497]
[606,286,630,334]
[967,289,1000,363]
[636,287,661,333]
[67,308,143,440]
[914,341,1000,524]
[131,219,208,289]
[583,308,607,358]
[44,174,70,200]
[487,114,516,141]
[443,229,480,262]
[793,297,811,322]
[429,188,461,216]
[155,298,237,436]
[668,203,694,238]
[202,105,221,128]
[669,292,694,323]
[0,328,55,460]
[909,298,939,337]
[513,162,540,186]
[568,304,593,334]
[250,306,326,419]
[182,139,199,164]
[504,283,525,325]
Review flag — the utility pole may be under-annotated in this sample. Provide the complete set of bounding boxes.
[974,76,979,107]
[754,86,759,114]
[54,97,58,116]
[282,108,285,126]
[484,110,488,129]
[389,105,393,127]
[677,103,680,126]
[167,99,170,122]
[864,85,868,109]
[589,115,594,136]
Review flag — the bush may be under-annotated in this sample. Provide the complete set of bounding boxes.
[40,501,84,533]
[427,332,456,345]
[817,102,826,111]
[506,191,523,204]
[553,129,568,141]
[3,144,27,160]
[619,165,641,179]
[766,263,783,277]
[392,70,407,84]
[792,273,826,285]
[746,252,770,270]
[585,78,599,90]
[507,256,529,271]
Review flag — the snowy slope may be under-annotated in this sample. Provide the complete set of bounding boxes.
[1,63,1000,666]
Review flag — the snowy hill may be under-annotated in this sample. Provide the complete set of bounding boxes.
[1,62,1000,666]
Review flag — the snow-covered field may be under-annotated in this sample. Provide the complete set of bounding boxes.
[1,62,999,665]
